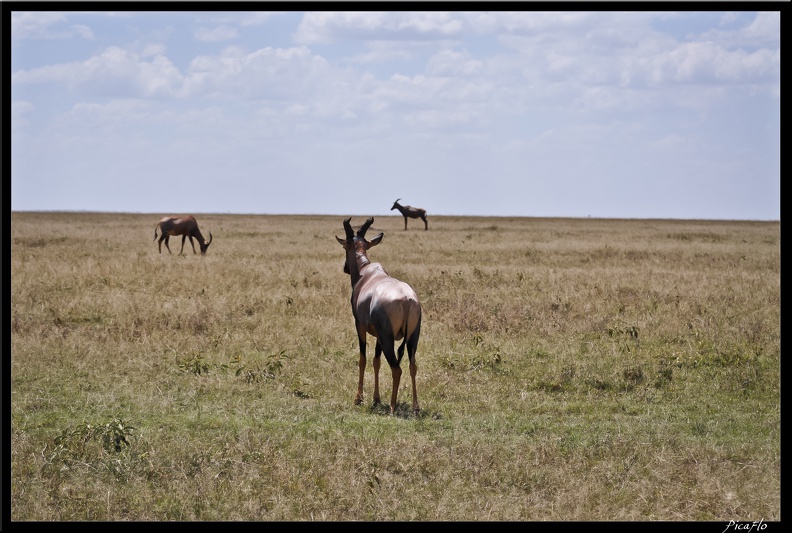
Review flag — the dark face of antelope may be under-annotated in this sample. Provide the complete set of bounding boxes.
[199,232,213,256]
[335,217,382,281]
[391,199,401,211]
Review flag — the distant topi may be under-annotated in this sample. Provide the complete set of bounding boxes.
[154,215,213,256]
[391,198,428,231]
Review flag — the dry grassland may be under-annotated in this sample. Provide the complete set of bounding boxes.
[9,212,780,521]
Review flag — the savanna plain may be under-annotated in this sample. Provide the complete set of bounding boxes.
[9,212,780,521]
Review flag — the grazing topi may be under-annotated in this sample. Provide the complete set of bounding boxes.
[391,199,428,231]
[336,217,422,414]
[154,215,213,255]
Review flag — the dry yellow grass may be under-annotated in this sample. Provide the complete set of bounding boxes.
[10,212,780,521]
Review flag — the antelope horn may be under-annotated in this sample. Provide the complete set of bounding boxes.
[358,217,374,237]
[343,218,355,240]
[207,231,213,245]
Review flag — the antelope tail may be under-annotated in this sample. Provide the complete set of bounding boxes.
[396,309,410,361]
[154,224,159,241]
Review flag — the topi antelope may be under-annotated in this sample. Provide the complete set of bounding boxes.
[336,217,422,414]
[391,199,428,231]
[154,215,213,256]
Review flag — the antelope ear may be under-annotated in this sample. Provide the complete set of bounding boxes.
[367,232,384,248]
[335,235,347,246]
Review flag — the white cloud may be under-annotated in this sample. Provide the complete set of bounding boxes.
[707,11,780,49]
[13,46,184,98]
[140,43,167,58]
[642,41,780,87]
[194,25,239,43]
[11,11,95,40]
[343,40,424,65]
[742,11,780,42]
[426,49,483,77]
[12,100,35,116]
[11,11,68,39]
[11,101,35,131]
[295,11,468,44]
[10,11,780,219]
[183,46,336,101]
[72,24,95,40]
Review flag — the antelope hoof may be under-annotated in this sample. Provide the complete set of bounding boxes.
[354,394,363,405]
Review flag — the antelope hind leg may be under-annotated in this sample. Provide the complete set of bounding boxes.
[355,353,365,405]
[409,358,420,413]
[389,365,402,415]
[355,334,366,405]
[373,341,383,405]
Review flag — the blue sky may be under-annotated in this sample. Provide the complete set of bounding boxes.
[9,9,781,220]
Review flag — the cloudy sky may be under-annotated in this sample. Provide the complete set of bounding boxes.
[9,9,781,220]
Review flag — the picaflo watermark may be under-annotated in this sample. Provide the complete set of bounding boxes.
[722,520,767,533]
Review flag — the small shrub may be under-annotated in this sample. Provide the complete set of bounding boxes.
[231,350,289,383]
[178,353,211,375]
[51,417,135,460]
